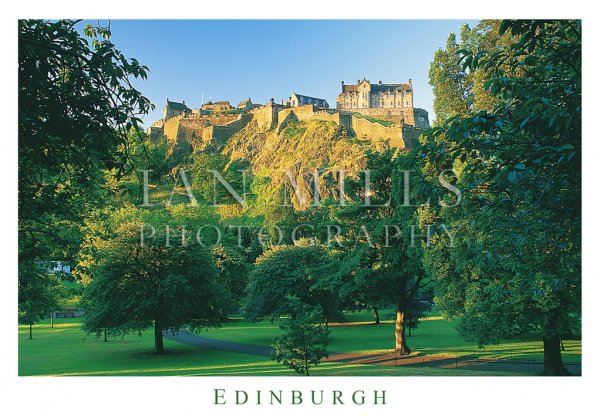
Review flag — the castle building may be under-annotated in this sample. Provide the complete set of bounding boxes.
[237,97,260,111]
[289,92,329,109]
[336,78,413,110]
[163,99,191,120]
[335,78,429,129]
[202,101,233,112]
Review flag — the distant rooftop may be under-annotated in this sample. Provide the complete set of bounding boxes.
[165,99,189,111]
[341,78,412,94]
[292,93,329,108]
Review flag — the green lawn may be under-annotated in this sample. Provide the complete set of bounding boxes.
[352,113,396,127]
[200,316,581,363]
[19,320,523,376]
[18,311,581,376]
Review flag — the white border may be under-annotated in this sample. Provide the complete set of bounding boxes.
[2,1,598,415]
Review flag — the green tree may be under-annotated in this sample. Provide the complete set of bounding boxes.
[18,264,64,339]
[211,244,251,314]
[19,19,152,327]
[81,207,225,354]
[422,20,581,375]
[429,30,473,123]
[336,149,432,354]
[242,244,342,323]
[191,153,249,206]
[429,20,515,124]
[271,298,330,376]
[405,299,433,337]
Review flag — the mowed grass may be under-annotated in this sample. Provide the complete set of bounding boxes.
[18,320,522,376]
[202,310,582,364]
[18,311,580,376]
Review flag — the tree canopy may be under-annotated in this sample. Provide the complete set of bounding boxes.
[81,207,225,354]
[422,19,581,375]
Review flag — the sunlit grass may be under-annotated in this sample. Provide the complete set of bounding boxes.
[19,311,580,376]
[201,311,582,363]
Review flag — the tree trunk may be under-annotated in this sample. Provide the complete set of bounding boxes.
[304,348,310,376]
[50,313,53,328]
[154,320,165,354]
[29,323,32,340]
[104,327,108,342]
[395,306,411,355]
[542,334,570,376]
[373,307,380,324]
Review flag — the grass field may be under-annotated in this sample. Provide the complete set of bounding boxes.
[18,310,581,376]
[201,313,582,363]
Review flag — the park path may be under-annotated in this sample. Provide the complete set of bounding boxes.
[164,329,271,357]
[164,330,581,375]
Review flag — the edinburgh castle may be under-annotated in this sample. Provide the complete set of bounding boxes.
[146,78,430,150]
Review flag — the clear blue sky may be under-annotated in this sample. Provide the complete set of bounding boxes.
[89,20,478,126]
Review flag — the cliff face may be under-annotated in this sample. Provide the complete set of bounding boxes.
[223,119,389,206]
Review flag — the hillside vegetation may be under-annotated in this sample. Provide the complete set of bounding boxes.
[224,119,388,207]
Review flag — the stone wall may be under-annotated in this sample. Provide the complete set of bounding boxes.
[276,105,343,131]
[158,113,251,149]
[340,107,412,125]
[146,126,164,142]
[251,104,280,130]
[413,108,430,129]
[163,116,182,142]
[198,114,252,148]
[350,115,407,148]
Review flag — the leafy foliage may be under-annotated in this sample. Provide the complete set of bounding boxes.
[422,20,581,375]
[211,244,251,313]
[19,19,152,254]
[18,264,65,337]
[19,19,152,328]
[335,149,433,353]
[80,207,225,352]
[242,244,342,322]
[271,298,330,376]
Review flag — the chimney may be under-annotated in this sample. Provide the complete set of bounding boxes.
[357,79,360,84]
[378,80,382,85]
[341,80,344,87]
[182,100,185,105]
[409,79,412,86]
[269,97,274,105]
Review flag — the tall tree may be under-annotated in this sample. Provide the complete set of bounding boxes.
[19,19,152,323]
[429,20,515,124]
[429,30,472,123]
[80,207,225,354]
[18,264,64,339]
[421,20,581,375]
[336,149,432,354]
